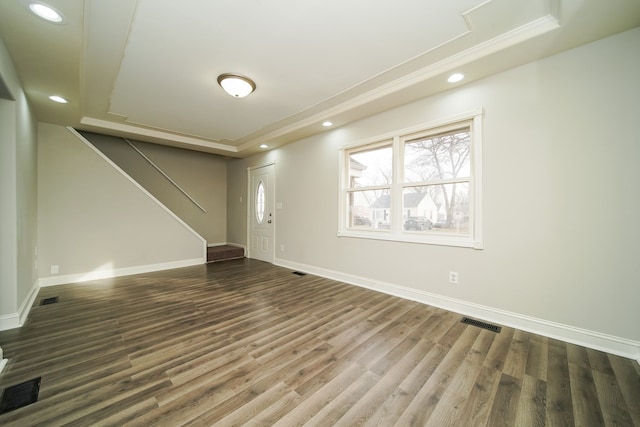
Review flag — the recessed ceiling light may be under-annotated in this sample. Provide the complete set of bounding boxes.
[322,121,333,127]
[259,144,268,149]
[48,95,68,104]
[28,2,64,23]
[447,73,464,83]
[217,73,256,98]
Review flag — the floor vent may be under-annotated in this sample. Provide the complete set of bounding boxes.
[292,271,307,276]
[461,317,502,333]
[40,296,59,305]
[0,377,41,414]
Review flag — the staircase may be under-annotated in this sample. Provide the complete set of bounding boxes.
[207,245,244,263]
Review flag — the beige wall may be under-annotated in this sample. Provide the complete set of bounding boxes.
[37,124,205,280]
[0,36,38,326]
[83,132,227,244]
[228,28,640,344]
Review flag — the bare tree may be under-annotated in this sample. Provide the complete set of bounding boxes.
[404,131,470,227]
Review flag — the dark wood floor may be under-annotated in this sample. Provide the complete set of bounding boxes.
[0,259,638,426]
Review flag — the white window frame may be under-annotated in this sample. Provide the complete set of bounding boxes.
[338,108,483,249]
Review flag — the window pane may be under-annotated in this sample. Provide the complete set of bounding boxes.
[348,189,391,230]
[349,145,392,188]
[403,183,469,234]
[404,129,470,183]
[256,180,265,223]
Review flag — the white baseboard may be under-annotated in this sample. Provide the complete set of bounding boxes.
[207,242,228,247]
[0,313,20,331]
[275,257,640,362]
[38,258,204,288]
[1,258,204,331]
[0,280,40,331]
[0,358,7,374]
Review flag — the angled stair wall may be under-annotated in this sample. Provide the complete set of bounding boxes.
[37,125,206,287]
[80,131,228,245]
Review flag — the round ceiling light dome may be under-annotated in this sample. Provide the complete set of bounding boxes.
[217,73,256,98]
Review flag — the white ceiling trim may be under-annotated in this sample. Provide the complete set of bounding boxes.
[80,116,239,154]
[79,12,558,157]
[236,13,560,153]
[117,115,226,144]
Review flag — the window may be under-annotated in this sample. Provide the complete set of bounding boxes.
[338,108,483,249]
[256,180,265,223]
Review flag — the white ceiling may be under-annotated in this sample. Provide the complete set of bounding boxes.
[0,0,638,157]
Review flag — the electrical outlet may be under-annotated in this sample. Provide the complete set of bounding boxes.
[51,265,59,275]
[279,244,285,252]
[449,271,459,284]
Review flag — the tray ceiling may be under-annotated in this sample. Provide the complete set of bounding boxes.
[0,0,638,156]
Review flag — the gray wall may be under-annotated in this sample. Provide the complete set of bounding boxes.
[0,36,38,328]
[228,28,640,344]
[83,132,227,244]
[37,124,205,280]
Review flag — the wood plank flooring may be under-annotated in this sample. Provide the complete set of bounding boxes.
[0,259,638,426]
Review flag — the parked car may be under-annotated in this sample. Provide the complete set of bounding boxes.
[404,217,433,230]
[353,216,372,226]
[434,219,447,228]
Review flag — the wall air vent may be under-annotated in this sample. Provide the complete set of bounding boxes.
[461,317,502,333]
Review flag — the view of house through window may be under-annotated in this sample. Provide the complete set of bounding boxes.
[402,129,471,234]
[348,143,392,230]
[339,110,482,248]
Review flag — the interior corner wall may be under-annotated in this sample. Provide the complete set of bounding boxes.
[227,28,640,345]
[0,35,38,329]
[37,124,205,282]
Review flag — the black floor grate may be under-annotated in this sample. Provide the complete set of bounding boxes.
[461,317,502,333]
[0,377,41,414]
[40,296,59,305]
[292,271,307,276]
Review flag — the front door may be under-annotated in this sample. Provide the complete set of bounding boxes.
[248,164,275,263]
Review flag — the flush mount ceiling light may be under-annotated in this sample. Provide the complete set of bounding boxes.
[447,73,465,83]
[217,73,256,98]
[28,2,64,23]
[48,95,68,104]
[322,121,333,127]
[259,144,268,149]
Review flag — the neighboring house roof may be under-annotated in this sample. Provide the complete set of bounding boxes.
[372,192,428,209]
[349,158,366,172]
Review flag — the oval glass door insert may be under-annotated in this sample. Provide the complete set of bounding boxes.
[256,180,265,223]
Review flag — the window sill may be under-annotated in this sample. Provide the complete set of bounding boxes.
[337,229,483,249]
